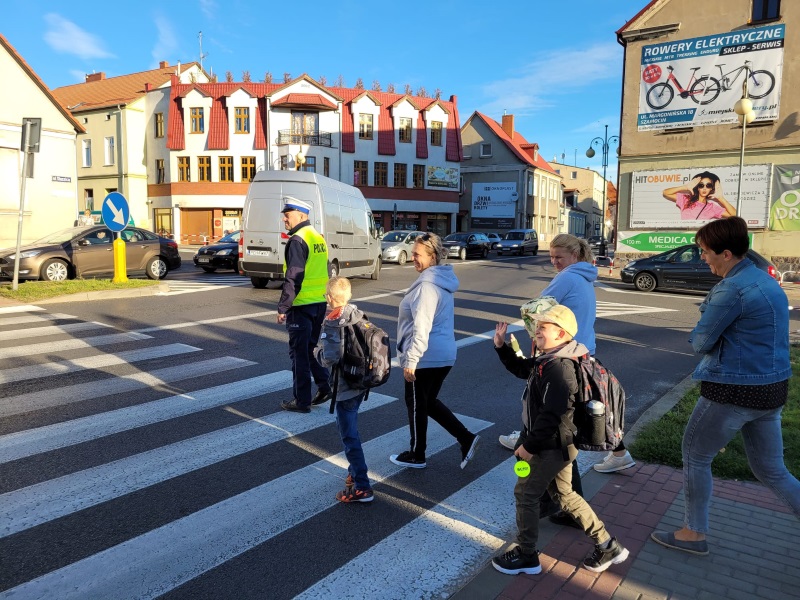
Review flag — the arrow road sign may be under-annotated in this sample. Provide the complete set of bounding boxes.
[102,192,129,232]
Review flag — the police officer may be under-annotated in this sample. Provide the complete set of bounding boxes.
[277,196,333,413]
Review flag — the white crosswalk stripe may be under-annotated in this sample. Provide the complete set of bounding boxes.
[596,299,677,318]
[160,274,250,296]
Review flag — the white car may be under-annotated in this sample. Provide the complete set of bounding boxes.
[380,230,424,265]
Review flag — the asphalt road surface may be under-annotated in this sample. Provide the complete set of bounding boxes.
[0,253,726,599]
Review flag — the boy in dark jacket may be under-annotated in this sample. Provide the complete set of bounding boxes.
[491,304,628,575]
[314,276,374,503]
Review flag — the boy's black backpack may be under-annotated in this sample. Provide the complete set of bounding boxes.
[568,354,626,452]
[330,316,391,413]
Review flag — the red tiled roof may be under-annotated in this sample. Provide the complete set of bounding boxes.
[377,104,395,155]
[416,111,428,159]
[341,99,355,153]
[473,112,559,176]
[53,61,203,112]
[207,96,229,150]
[254,98,268,150]
[1,33,83,133]
[445,96,462,162]
[271,93,337,110]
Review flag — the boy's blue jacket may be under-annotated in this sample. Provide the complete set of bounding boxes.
[314,303,366,401]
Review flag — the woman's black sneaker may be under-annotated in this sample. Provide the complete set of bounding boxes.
[492,546,542,575]
[389,451,426,469]
[583,537,629,572]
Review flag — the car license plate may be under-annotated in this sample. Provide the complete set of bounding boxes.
[198,257,210,263]
[248,250,270,256]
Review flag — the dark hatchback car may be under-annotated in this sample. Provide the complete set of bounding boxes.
[193,230,241,272]
[443,232,491,260]
[0,226,181,281]
[620,244,777,292]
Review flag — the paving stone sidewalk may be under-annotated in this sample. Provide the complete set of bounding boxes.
[462,462,800,600]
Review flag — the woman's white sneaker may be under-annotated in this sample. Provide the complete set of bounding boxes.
[498,431,520,450]
[593,450,635,473]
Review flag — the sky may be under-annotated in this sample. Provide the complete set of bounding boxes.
[2,0,649,183]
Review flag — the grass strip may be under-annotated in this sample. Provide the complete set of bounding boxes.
[0,279,160,303]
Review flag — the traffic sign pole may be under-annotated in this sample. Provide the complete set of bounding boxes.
[112,234,128,283]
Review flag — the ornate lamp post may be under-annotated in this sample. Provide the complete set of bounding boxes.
[585,125,619,257]
[734,66,756,203]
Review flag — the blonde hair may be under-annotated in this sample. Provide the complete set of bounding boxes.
[326,276,352,304]
[414,232,447,265]
[550,233,593,263]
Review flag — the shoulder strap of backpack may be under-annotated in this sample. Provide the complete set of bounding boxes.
[329,355,340,414]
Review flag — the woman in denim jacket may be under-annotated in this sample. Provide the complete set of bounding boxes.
[651,217,798,556]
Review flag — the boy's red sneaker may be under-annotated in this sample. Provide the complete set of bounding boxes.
[336,487,374,503]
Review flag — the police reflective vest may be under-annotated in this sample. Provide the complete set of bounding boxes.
[284,225,329,306]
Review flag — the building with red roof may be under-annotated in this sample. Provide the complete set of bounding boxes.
[145,74,462,242]
[460,112,563,240]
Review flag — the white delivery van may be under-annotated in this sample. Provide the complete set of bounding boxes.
[239,170,382,288]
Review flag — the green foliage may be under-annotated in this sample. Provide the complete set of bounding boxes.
[629,347,800,481]
[0,279,159,302]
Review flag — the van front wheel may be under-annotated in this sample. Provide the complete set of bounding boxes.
[371,257,381,280]
[329,261,340,277]
[251,277,269,289]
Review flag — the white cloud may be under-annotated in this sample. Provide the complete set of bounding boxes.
[478,43,621,117]
[69,69,87,83]
[43,14,114,60]
[199,0,217,20]
[151,14,179,66]
[572,116,620,135]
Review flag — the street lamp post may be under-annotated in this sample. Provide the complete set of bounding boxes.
[734,64,756,203]
[585,125,619,257]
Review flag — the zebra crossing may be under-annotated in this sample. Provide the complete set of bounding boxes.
[0,305,507,599]
[161,273,251,296]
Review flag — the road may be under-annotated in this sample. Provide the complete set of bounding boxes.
[0,253,723,599]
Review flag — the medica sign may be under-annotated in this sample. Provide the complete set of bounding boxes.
[638,24,784,131]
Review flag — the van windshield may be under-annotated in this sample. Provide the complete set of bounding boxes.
[382,231,408,242]
[504,232,525,240]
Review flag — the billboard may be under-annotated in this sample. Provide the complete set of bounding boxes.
[616,230,752,253]
[471,182,516,228]
[426,166,459,188]
[638,24,784,131]
[630,165,770,229]
[770,164,800,231]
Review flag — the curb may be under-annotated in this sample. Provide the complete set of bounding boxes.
[1,283,169,306]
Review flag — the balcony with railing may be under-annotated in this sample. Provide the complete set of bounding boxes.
[277,130,332,147]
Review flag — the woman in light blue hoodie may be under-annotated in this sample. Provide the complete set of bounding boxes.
[390,233,480,470]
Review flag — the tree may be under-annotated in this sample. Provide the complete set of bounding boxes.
[404,83,412,95]
[417,86,428,98]
[354,77,364,90]
[242,70,251,82]
[371,80,381,91]
[264,71,273,83]
[283,72,292,83]
[318,75,327,86]
[210,73,218,83]
[434,88,442,99]
[334,74,345,87]
[225,71,234,83]
[387,82,396,93]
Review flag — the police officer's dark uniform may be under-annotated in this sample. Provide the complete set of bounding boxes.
[277,197,332,413]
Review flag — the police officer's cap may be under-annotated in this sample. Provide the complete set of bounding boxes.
[281,196,312,215]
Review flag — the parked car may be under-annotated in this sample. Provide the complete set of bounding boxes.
[193,230,241,272]
[587,236,609,256]
[620,244,777,292]
[380,230,425,265]
[0,225,181,282]
[483,233,502,250]
[443,232,491,260]
[496,229,539,256]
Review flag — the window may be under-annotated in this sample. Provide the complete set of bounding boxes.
[190,107,204,133]
[84,189,94,211]
[413,164,424,189]
[235,107,250,133]
[241,156,256,182]
[178,156,190,182]
[301,156,316,173]
[374,162,388,186]
[399,117,412,143]
[480,143,492,157]
[354,160,368,185]
[359,113,373,140]
[104,137,115,165]
[323,157,330,177]
[430,121,443,146]
[219,156,234,182]
[156,159,165,184]
[154,113,164,138]
[571,171,577,179]
[280,156,288,170]
[752,0,780,21]
[82,139,92,167]
[198,156,211,182]
[394,163,407,187]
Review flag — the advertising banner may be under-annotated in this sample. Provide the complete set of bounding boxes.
[770,164,800,231]
[471,182,516,230]
[426,166,459,188]
[638,24,784,131]
[617,230,752,253]
[630,165,770,229]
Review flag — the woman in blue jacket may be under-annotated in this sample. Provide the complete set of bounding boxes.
[652,217,798,556]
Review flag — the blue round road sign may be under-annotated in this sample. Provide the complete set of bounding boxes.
[101,192,130,232]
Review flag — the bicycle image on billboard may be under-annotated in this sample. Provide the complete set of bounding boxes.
[637,24,784,131]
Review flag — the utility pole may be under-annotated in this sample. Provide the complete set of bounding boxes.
[14,118,41,291]
[198,31,208,71]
